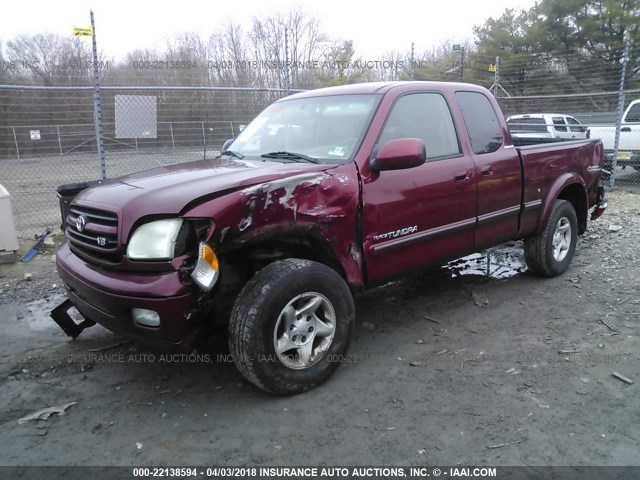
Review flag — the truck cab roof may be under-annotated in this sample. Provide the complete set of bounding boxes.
[283,81,491,100]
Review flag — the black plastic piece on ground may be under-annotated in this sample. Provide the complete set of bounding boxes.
[56,181,100,231]
[50,299,96,339]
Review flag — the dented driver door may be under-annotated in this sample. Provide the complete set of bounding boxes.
[360,91,477,286]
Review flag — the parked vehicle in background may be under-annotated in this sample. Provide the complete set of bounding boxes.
[506,114,590,143]
[52,82,607,395]
[589,99,640,172]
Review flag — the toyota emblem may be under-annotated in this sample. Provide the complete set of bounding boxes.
[76,215,86,232]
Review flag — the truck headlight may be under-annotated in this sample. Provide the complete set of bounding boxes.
[127,219,183,260]
[191,242,219,291]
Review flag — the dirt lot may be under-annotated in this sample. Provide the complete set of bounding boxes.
[0,190,639,467]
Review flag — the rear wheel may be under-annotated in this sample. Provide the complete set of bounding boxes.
[524,199,578,277]
[228,259,355,395]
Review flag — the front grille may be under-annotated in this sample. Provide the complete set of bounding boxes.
[66,205,121,264]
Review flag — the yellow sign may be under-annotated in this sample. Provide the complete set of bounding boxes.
[488,64,496,72]
[73,26,93,37]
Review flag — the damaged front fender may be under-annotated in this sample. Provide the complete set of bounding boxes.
[183,163,365,287]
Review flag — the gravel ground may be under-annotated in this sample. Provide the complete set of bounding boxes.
[0,190,638,466]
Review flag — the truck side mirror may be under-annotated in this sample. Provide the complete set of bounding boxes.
[221,139,234,152]
[370,138,426,171]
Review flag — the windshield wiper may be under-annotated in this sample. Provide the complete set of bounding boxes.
[216,150,245,160]
[260,151,320,164]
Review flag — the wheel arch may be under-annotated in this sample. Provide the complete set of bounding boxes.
[538,175,588,236]
[226,229,348,279]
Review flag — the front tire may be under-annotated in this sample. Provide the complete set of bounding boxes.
[228,259,355,395]
[524,199,578,277]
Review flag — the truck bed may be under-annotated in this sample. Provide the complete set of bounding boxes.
[515,139,604,237]
[512,137,569,147]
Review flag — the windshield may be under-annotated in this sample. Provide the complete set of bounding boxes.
[228,94,380,163]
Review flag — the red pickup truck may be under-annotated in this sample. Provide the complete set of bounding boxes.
[53,82,607,394]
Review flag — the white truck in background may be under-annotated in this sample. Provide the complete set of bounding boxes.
[506,113,590,141]
[589,99,640,172]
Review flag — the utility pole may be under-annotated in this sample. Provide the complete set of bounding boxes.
[90,10,106,180]
[611,30,631,189]
[410,42,415,80]
[494,56,501,100]
[284,28,291,94]
[452,44,465,82]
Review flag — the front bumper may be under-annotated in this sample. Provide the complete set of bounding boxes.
[55,241,200,349]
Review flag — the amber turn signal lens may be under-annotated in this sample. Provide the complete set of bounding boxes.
[199,242,219,270]
[192,242,220,291]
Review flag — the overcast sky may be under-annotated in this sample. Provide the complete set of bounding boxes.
[1,0,539,59]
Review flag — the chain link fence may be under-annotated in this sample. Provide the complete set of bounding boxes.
[497,89,640,189]
[1,83,638,237]
[0,85,297,236]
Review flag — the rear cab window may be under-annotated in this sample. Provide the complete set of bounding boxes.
[456,91,503,154]
[507,117,547,133]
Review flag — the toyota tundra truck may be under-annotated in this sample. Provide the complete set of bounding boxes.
[52,81,607,395]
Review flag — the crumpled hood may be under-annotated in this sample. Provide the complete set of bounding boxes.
[74,158,335,216]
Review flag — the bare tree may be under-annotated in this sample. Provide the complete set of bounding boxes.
[5,33,93,86]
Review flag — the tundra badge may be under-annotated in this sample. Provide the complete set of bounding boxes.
[373,225,418,241]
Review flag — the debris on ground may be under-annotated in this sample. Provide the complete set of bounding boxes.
[600,315,620,332]
[23,273,32,281]
[409,360,423,367]
[472,290,489,307]
[424,315,442,324]
[612,371,634,385]
[16,402,78,424]
[487,439,522,449]
[21,228,52,263]
[608,225,623,232]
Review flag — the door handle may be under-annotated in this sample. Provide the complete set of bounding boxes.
[481,165,493,176]
[454,169,469,181]
[621,127,631,132]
